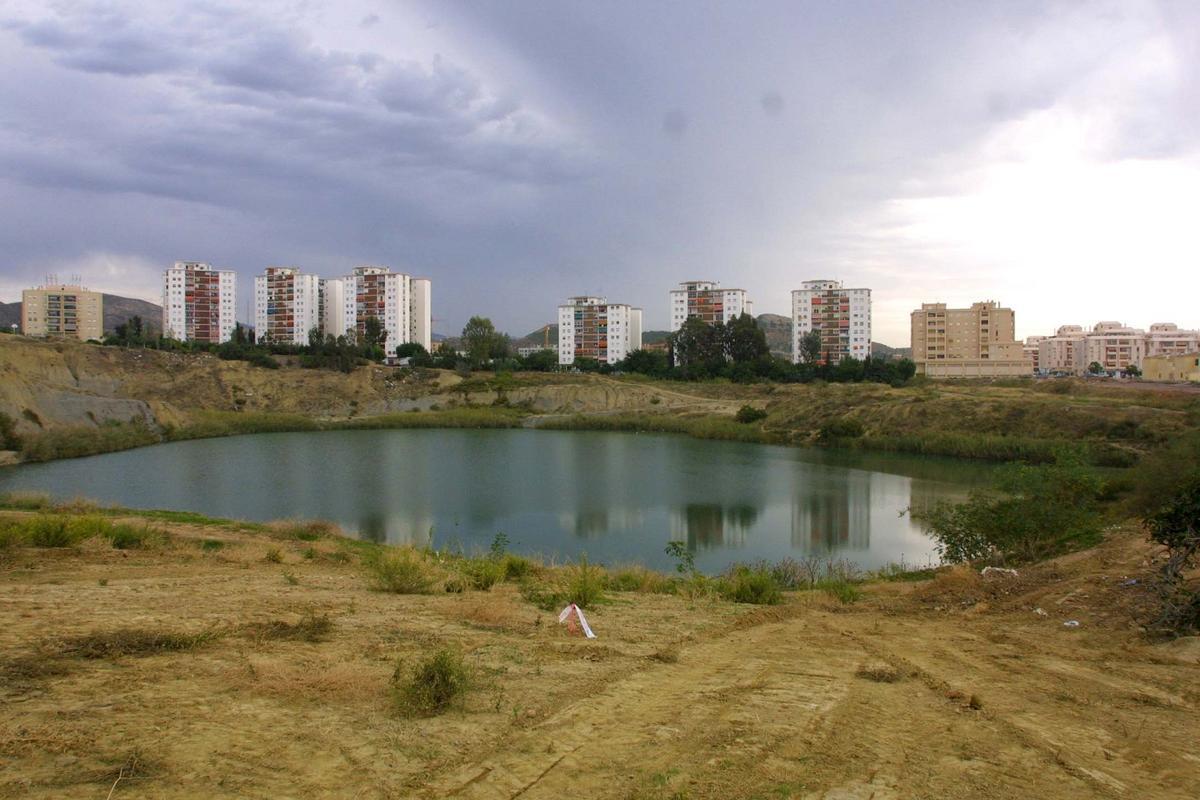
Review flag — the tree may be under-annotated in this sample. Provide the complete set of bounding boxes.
[308,327,324,348]
[572,356,602,372]
[617,348,670,377]
[396,342,432,366]
[670,317,726,377]
[895,358,917,382]
[1143,476,1200,632]
[724,313,769,364]
[363,316,387,350]
[522,349,558,371]
[1087,361,1105,375]
[462,316,500,366]
[799,329,823,365]
[1122,364,1142,378]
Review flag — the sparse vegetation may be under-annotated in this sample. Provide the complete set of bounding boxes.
[392,647,471,716]
[54,627,222,659]
[718,565,783,605]
[264,547,283,563]
[244,610,333,642]
[363,547,441,594]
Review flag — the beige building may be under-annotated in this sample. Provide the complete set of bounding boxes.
[21,283,103,340]
[1142,352,1200,383]
[1036,322,1198,375]
[1037,325,1085,373]
[911,301,1032,377]
[1146,323,1200,358]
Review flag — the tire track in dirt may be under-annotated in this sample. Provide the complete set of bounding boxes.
[424,616,864,799]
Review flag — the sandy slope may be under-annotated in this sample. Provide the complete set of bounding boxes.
[1,515,1196,799]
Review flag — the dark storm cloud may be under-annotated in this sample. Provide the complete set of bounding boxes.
[1,1,1197,339]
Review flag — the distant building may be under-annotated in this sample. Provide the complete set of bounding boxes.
[162,261,237,343]
[339,266,431,352]
[1035,322,1198,375]
[253,267,321,345]
[517,345,554,358]
[910,301,1032,377]
[318,278,348,339]
[21,282,103,341]
[558,296,643,365]
[1023,336,1046,373]
[1142,352,1200,383]
[792,279,871,364]
[668,280,753,331]
[1037,325,1086,374]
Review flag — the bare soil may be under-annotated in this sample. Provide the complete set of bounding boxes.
[1,518,1198,799]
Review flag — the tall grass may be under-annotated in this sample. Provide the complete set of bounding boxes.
[21,421,160,462]
[539,412,779,444]
[362,547,442,593]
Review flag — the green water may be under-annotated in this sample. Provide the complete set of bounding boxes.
[0,429,993,572]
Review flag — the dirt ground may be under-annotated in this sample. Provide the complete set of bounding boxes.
[2,518,1198,799]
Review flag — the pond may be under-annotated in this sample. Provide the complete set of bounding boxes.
[0,429,994,573]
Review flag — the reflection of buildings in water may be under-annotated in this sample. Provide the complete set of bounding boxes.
[790,477,871,551]
[357,512,434,547]
[558,507,646,538]
[670,504,758,550]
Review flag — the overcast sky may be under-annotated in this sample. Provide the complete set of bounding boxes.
[1,1,1197,344]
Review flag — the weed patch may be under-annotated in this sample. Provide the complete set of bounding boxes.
[245,610,333,642]
[392,647,471,716]
[54,627,222,659]
[363,547,441,594]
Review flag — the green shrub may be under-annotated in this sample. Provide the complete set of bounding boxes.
[0,412,22,451]
[200,539,225,552]
[914,459,1104,563]
[817,579,862,604]
[0,491,52,510]
[363,548,440,594]
[719,565,783,605]
[735,405,768,424]
[606,565,676,594]
[565,555,605,609]
[460,556,504,591]
[501,553,536,581]
[818,416,865,441]
[392,647,471,716]
[1142,473,1200,633]
[27,515,82,547]
[518,578,566,610]
[104,522,163,550]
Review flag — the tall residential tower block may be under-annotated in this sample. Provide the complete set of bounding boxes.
[668,280,752,331]
[792,280,871,363]
[254,267,321,345]
[162,261,237,343]
[558,296,643,365]
[339,266,431,352]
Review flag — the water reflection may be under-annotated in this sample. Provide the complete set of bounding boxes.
[0,429,991,572]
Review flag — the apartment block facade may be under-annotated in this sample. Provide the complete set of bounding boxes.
[1036,322,1198,375]
[558,296,643,365]
[21,283,103,341]
[338,267,432,352]
[792,280,871,364]
[668,280,753,331]
[910,301,1032,377]
[253,267,321,345]
[162,261,237,343]
[318,278,348,339]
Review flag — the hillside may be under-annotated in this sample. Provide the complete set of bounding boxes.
[0,294,161,336]
[1,336,1197,469]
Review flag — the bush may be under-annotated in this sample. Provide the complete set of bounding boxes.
[26,515,82,547]
[105,522,162,549]
[1142,475,1200,633]
[565,555,605,609]
[818,579,862,604]
[0,491,52,510]
[719,565,783,605]
[914,459,1104,563]
[392,647,471,716]
[363,548,440,594]
[0,412,21,450]
[501,553,536,581]
[460,556,504,591]
[818,417,865,441]
[735,405,768,424]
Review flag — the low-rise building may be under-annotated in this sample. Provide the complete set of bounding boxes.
[21,282,103,340]
[792,279,871,363]
[1142,352,1200,383]
[1146,323,1200,358]
[254,267,321,345]
[910,301,1032,377]
[558,296,643,365]
[162,261,237,343]
[1037,326,1085,374]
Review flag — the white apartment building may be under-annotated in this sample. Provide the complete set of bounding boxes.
[318,278,349,340]
[162,261,237,343]
[792,279,871,363]
[668,280,753,332]
[1037,325,1085,373]
[339,266,432,352]
[253,267,321,345]
[1146,323,1200,358]
[558,296,643,365]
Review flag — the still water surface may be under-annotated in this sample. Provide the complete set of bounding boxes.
[0,429,994,572]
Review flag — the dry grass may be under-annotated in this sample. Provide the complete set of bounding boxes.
[855,663,905,683]
[243,610,333,643]
[231,656,386,702]
[53,627,223,659]
[454,594,530,632]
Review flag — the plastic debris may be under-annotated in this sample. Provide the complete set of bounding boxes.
[1122,578,1138,586]
[981,567,1019,578]
[1063,620,1080,628]
[557,603,597,639]
[1033,607,1048,617]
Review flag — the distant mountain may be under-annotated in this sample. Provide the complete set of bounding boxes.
[0,294,162,336]
[755,313,792,357]
[871,342,911,361]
